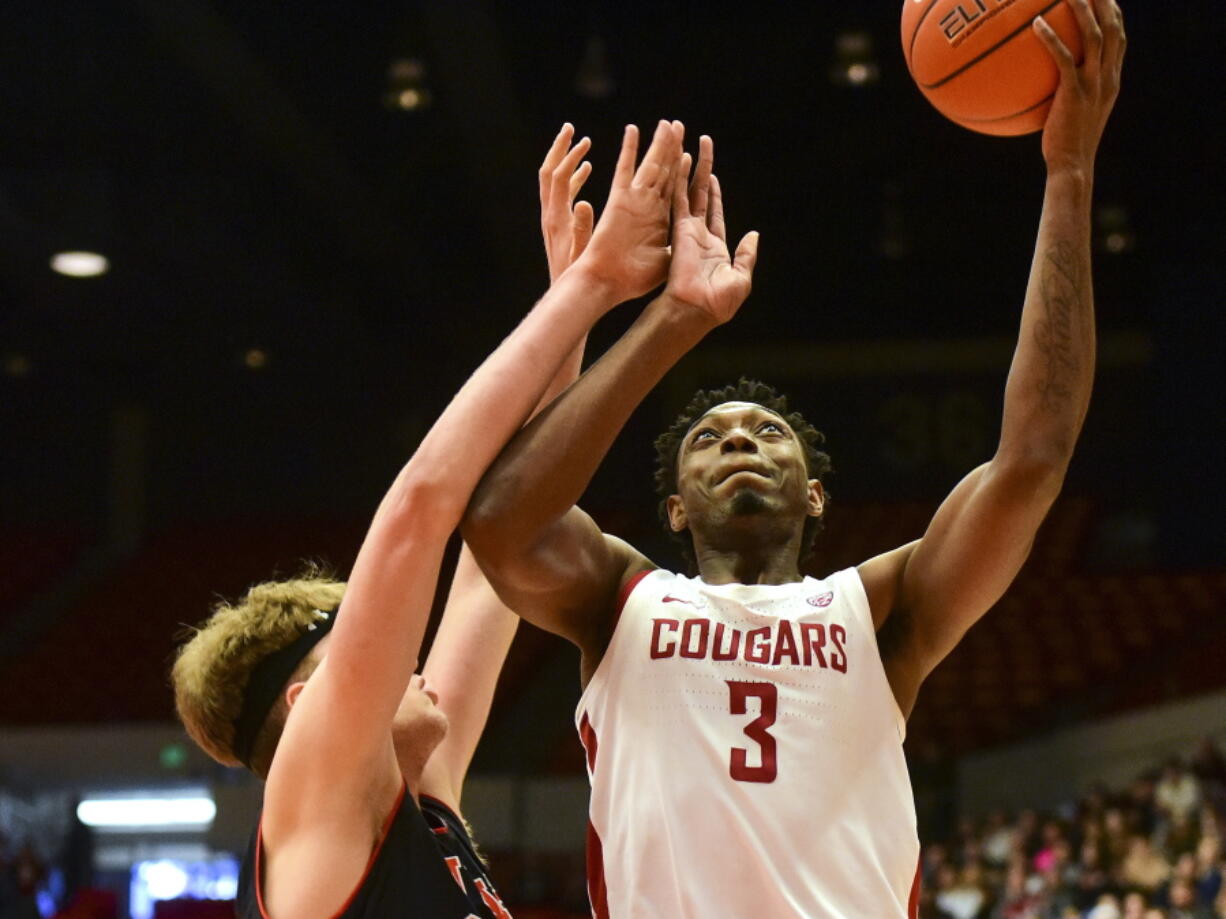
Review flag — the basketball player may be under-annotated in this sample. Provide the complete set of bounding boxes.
[171,118,702,919]
[462,3,1124,917]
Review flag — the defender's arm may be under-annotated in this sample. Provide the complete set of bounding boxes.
[417,127,601,809]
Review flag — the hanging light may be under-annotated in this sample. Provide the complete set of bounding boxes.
[50,250,110,277]
[1096,205,1136,255]
[384,57,433,112]
[830,31,880,87]
[575,33,615,100]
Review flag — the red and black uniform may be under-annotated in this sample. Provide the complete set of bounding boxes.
[238,785,512,919]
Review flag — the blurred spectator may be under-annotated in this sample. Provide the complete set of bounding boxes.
[1035,820,1068,873]
[989,863,1042,919]
[1157,760,1204,825]
[1016,810,1041,861]
[983,811,1015,868]
[1075,839,1113,912]
[6,841,45,919]
[58,801,94,908]
[1132,775,1162,838]
[1122,834,1173,892]
[1105,808,1134,866]
[1122,891,1149,919]
[924,843,951,890]
[1194,835,1222,905]
[934,862,989,919]
[1167,877,1215,919]
[1169,814,1205,860]
[1088,892,1123,919]
[1191,740,1226,792]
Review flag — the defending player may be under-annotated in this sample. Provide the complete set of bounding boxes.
[462,4,1124,917]
[170,119,688,919]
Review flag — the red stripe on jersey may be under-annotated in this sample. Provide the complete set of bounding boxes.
[578,712,598,774]
[586,820,611,919]
[613,569,652,628]
[908,853,922,919]
[576,714,609,918]
[254,782,407,919]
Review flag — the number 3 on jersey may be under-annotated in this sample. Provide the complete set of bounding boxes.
[726,680,777,783]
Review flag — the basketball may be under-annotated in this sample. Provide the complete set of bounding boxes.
[902,0,1084,136]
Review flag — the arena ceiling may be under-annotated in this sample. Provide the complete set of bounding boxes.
[2,1,1222,565]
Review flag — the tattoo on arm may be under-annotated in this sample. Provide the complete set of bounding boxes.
[1033,240,1084,412]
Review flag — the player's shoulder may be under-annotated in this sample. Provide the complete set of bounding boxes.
[606,533,661,599]
[857,540,920,631]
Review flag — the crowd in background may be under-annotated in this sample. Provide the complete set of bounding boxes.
[0,835,46,919]
[922,739,1226,919]
[6,738,1226,918]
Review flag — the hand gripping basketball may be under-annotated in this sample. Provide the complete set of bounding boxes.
[1034,0,1125,171]
[904,0,1085,136]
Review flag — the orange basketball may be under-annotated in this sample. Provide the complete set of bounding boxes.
[902,0,1084,136]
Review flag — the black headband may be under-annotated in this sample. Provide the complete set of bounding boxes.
[231,607,338,770]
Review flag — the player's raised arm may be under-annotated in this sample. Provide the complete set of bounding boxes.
[463,129,760,671]
[418,127,598,810]
[861,0,1125,713]
[257,171,635,852]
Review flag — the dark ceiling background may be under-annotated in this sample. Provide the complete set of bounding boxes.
[2,1,1223,568]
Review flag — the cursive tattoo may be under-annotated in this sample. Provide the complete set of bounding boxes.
[1033,240,1083,412]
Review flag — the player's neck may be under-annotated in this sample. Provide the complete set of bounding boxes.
[392,733,431,800]
[692,543,803,586]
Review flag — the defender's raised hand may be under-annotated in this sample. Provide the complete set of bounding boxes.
[539,123,595,282]
[664,143,759,326]
[1034,0,1125,172]
[572,119,683,302]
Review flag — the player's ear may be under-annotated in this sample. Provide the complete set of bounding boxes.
[665,494,688,532]
[806,480,825,519]
[284,680,307,710]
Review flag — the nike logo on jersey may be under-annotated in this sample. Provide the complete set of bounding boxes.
[662,595,694,606]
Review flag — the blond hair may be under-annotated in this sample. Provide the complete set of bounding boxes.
[171,569,346,777]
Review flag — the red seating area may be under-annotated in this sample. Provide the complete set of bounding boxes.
[0,518,363,723]
[0,526,89,626]
[908,570,1226,753]
[2,500,1223,764]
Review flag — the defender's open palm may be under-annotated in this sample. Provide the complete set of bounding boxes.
[539,123,594,281]
[574,120,682,302]
[1034,0,1124,171]
[666,164,759,326]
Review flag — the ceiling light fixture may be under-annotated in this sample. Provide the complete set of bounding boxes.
[51,251,110,278]
[77,793,216,830]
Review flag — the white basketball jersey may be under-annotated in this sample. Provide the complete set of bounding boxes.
[575,567,919,919]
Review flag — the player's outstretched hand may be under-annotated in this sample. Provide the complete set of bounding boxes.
[1034,0,1124,172]
[539,123,595,282]
[571,119,683,303]
[664,144,759,326]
